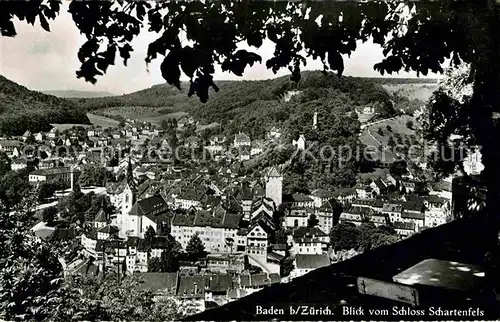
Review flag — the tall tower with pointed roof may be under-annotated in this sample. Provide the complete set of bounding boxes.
[265,166,282,207]
[121,156,137,216]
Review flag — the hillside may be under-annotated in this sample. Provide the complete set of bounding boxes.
[0,75,90,136]
[86,113,120,129]
[364,77,439,85]
[383,83,438,102]
[92,107,188,125]
[382,80,437,115]
[70,83,196,111]
[74,71,397,138]
[42,90,115,98]
[359,114,420,164]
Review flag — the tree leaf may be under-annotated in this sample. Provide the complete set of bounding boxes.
[39,13,50,32]
[78,39,99,63]
[1,20,16,37]
[119,44,133,66]
[161,51,181,90]
[327,50,344,77]
[247,31,263,48]
[180,47,198,78]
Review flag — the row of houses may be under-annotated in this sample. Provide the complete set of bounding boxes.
[337,195,450,237]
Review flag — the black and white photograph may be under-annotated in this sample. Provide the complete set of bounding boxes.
[1,0,499,321]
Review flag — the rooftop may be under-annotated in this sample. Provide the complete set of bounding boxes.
[283,193,314,203]
[187,214,498,320]
[30,167,79,176]
[267,166,281,178]
[172,208,242,229]
[134,272,178,293]
[382,203,403,213]
[0,139,21,147]
[311,189,335,199]
[332,187,356,197]
[292,227,328,238]
[295,253,331,269]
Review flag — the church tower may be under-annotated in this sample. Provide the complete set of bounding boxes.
[265,166,282,207]
[117,156,139,237]
[121,157,136,216]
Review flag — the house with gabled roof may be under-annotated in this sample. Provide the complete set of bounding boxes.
[291,227,329,255]
[35,132,45,142]
[282,193,314,208]
[316,199,340,234]
[424,195,450,227]
[0,139,22,157]
[367,212,389,227]
[171,207,242,253]
[393,221,416,237]
[22,130,32,141]
[310,189,336,208]
[96,225,120,240]
[401,209,425,230]
[245,210,276,261]
[401,180,416,193]
[284,206,310,229]
[266,126,282,141]
[238,146,251,161]
[249,197,274,220]
[246,220,272,260]
[354,182,375,199]
[11,158,27,171]
[339,206,373,226]
[250,140,265,156]
[210,134,226,145]
[238,184,254,218]
[93,208,108,229]
[127,194,173,238]
[332,187,357,204]
[47,127,59,139]
[233,132,251,147]
[370,178,388,195]
[175,188,205,209]
[381,202,403,223]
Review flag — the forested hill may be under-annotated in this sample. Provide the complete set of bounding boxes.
[364,77,438,85]
[73,71,395,138]
[0,76,90,136]
[42,90,115,98]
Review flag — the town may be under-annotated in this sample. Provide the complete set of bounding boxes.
[0,98,478,314]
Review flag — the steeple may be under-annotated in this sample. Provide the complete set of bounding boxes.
[121,156,136,217]
[267,166,281,178]
[126,155,136,192]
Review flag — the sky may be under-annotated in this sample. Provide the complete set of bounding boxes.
[0,3,442,95]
